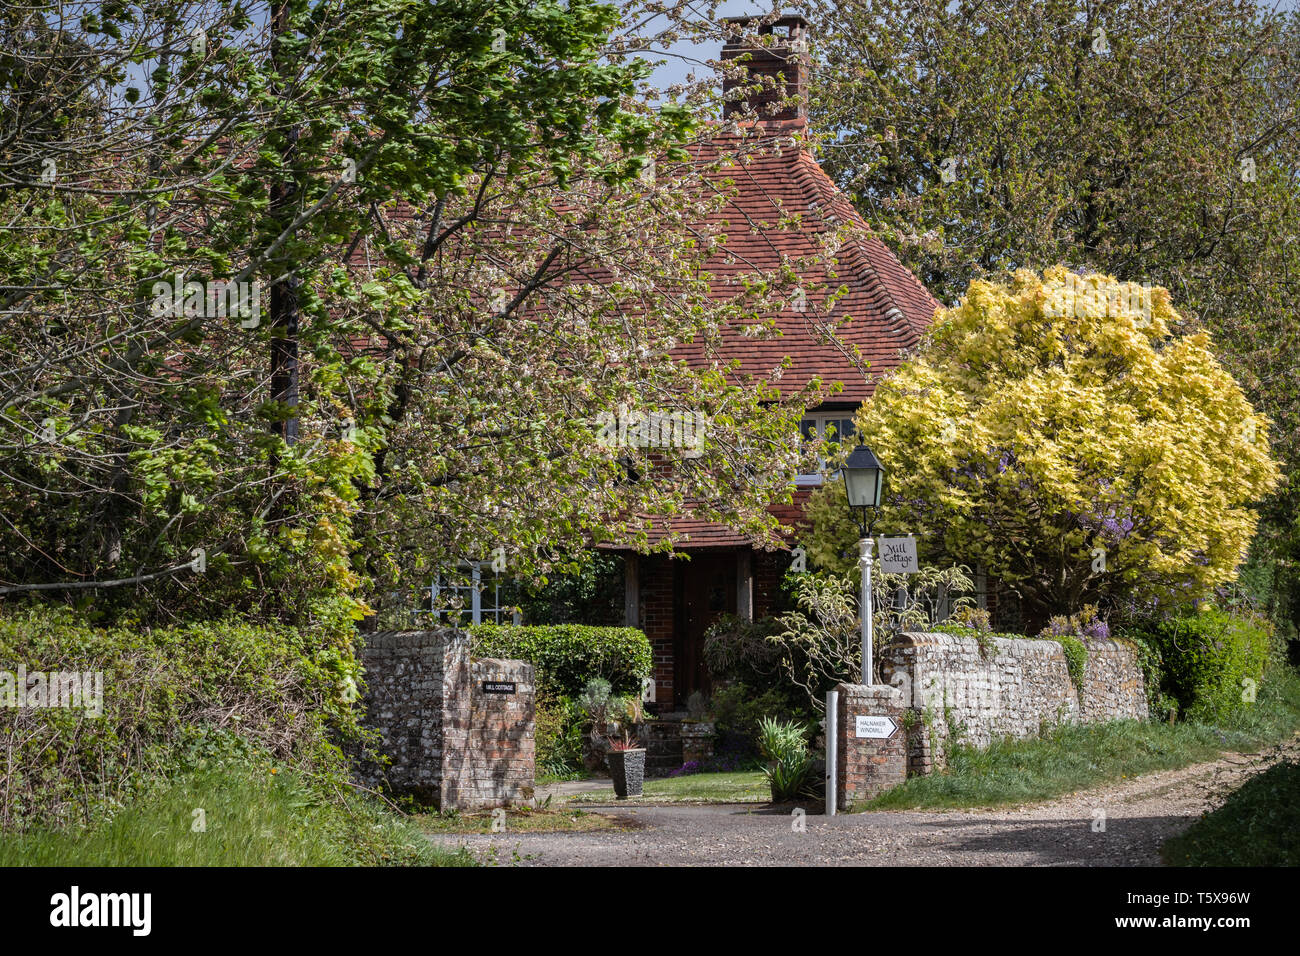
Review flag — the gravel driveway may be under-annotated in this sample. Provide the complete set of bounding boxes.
[426,747,1288,866]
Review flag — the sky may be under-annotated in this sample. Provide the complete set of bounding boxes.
[641,0,793,91]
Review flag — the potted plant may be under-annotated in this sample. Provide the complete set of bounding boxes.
[578,678,616,773]
[604,696,647,798]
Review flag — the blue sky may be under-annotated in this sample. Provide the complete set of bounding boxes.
[640,0,791,90]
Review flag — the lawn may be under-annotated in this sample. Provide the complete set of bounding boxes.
[566,770,769,804]
[0,763,473,867]
[865,665,1300,811]
[1162,758,1300,865]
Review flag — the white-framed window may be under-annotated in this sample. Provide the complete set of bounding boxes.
[795,413,858,485]
[429,562,520,625]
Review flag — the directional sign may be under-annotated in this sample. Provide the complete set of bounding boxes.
[877,536,918,574]
[855,715,898,739]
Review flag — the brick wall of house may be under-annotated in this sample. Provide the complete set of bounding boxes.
[753,549,786,618]
[637,554,676,707]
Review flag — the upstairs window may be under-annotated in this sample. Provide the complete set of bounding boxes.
[796,414,857,485]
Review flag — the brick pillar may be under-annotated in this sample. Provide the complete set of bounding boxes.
[835,683,907,809]
[639,555,675,708]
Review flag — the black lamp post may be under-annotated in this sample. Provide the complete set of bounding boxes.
[840,444,885,684]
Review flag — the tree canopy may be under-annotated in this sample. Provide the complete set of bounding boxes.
[806,267,1280,628]
[808,0,1300,626]
[0,4,831,643]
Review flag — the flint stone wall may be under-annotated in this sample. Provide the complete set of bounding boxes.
[879,632,1148,754]
[355,629,534,810]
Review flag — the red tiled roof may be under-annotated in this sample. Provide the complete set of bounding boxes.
[600,119,938,551]
[674,117,940,403]
[603,488,814,550]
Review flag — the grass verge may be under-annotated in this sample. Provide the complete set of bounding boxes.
[866,666,1300,811]
[0,762,474,867]
[1161,758,1300,865]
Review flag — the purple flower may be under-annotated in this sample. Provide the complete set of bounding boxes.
[1081,618,1110,640]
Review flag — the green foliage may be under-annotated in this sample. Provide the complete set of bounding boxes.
[807,268,1279,629]
[770,565,975,708]
[811,0,1300,633]
[468,624,651,698]
[506,552,627,626]
[577,677,613,717]
[756,716,817,803]
[702,613,784,686]
[1056,636,1088,693]
[950,606,991,634]
[710,682,810,757]
[1034,606,1108,691]
[1163,758,1300,866]
[0,0,716,638]
[0,603,356,833]
[534,696,585,780]
[1123,609,1274,723]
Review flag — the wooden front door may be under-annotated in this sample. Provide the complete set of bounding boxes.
[674,552,736,707]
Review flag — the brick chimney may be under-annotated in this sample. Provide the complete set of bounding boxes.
[721,14,809,123]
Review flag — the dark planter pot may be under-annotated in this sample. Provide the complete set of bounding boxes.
[606,748,646,799]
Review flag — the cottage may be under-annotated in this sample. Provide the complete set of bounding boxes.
[603,15,941,711]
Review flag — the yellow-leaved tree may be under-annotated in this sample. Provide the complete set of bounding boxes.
[806,266,1280,630]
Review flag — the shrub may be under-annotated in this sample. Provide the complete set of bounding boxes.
[710,682,810,758]
[0,603,351,834]
[1124,609,1274,722]
[806,267,1281,623]
[467,624,651,698]
[950,606,991,633]
[771,565,975,708]
[757,716,817,802]
[535,696,584,779]
[703,614,784,685]
[503,552,626,626]
[577,677,613,721]
[1034,605,1111,692]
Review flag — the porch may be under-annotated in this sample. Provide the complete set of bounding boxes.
[622,547,788,712]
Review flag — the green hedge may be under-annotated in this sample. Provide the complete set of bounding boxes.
[1124,609,1274,722]
[0,603,352,833]
[467,624,652,698]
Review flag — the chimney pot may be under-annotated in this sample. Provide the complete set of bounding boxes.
[721,14,809,123]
